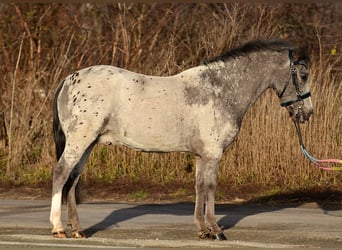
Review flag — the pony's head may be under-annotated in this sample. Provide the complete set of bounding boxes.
[277,50,313,123]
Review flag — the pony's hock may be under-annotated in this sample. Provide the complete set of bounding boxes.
[50,39,313,240]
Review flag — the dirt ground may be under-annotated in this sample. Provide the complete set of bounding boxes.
[1,181,342,208]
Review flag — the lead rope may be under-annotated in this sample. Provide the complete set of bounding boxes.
[294,120,342,170]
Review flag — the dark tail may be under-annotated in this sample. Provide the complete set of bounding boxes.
[53,80,82,204]
[53,80,66,161]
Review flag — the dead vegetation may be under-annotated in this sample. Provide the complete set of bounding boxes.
[0,3,341,200]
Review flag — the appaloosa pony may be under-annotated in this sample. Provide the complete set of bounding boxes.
[50,39,313,240]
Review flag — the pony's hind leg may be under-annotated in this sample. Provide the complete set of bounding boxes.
[50,140,95,238]
[66,176,86,238]
[50,156,77,238]
[66,142,96,238]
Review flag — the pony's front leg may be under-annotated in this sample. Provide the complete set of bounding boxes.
[194,156,208,237]
[67,176,86,238]
[194,155,227,240]
[205,169,227,241]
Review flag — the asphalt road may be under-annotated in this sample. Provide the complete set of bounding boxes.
[0,199,342,248]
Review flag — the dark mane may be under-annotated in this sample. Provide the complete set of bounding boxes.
[205,39,296,63]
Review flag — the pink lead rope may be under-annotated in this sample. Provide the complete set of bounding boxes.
[294,121,342,171]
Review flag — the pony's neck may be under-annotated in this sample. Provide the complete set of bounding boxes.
[202,52,286,125]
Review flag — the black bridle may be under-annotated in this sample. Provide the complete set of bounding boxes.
[280,50,311,107]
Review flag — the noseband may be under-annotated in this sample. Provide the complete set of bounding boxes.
[280,50,311,107]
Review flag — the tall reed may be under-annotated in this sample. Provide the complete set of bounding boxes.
[0,3,341,198]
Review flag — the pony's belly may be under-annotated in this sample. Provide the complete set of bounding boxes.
[98,130,189,152]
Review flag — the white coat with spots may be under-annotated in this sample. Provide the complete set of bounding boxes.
[50,40,313,239]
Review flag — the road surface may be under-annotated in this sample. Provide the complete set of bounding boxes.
[0,199,342,248]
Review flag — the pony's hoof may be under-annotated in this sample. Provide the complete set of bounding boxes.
[52,231,67,238]
[211,232,227,241]
[71,230,86,238]
[197,230,211,239]
[197,230,227,241]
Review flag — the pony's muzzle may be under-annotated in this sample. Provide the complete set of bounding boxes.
[287,102,313,123]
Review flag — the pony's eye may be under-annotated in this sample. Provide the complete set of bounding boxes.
[301,75,307,81]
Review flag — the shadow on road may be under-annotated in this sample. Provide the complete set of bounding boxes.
[84,189,342,237]
[84,202,194,237]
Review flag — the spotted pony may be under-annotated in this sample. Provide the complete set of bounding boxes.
[50,39,313,239]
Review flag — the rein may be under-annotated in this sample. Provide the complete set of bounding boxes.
[294,119,342,171]
[282,50,341,170]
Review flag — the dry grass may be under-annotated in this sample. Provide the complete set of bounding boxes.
[0,3,341,198]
